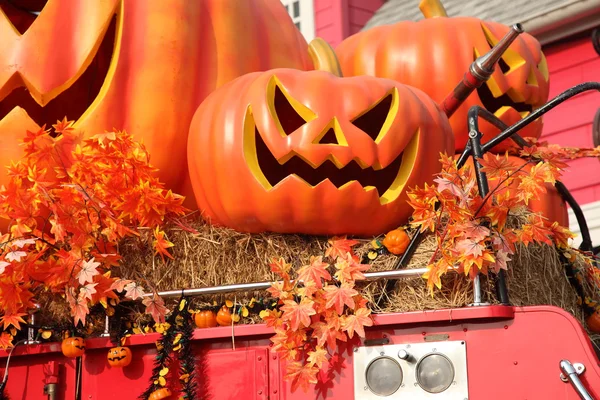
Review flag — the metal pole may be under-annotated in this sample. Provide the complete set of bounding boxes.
[146,267,439,299]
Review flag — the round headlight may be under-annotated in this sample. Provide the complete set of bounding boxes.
[416,353,454,393]
[365,356,403,396]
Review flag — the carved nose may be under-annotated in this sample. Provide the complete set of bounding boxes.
[313,118,348,146]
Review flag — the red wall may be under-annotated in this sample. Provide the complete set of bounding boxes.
[315,0,383,47]
[542,35,600,205]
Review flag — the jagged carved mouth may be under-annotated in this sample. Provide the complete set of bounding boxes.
[0,2,117,127]
[254,127,404,195]
[476,79,533,116]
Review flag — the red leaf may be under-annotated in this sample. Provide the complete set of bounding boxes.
[285,362,319,393]
[324,284,358,314]
[325,236,359,260]
[280,298,317,331]
[341,307,373,339]
[297,256,331,289]
[142,294,168,324]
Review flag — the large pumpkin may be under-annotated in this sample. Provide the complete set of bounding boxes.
[459,155,569,227]
[187,68,454,236]
[335,0,550,153]
[0,0,313,209]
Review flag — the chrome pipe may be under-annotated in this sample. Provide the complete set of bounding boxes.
[148,267,434,299]
[559,360,594,400]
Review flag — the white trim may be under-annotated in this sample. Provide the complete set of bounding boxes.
[281,0,315,42]
[568,200,600,248]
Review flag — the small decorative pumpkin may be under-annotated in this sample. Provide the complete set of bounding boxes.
[382,228,410,255]
[216,306,233,326]
[586,310,600,333]
[61,336,86,358]
[335,0,550,153]
[194,310,218,329]
[187,61,454,236]
[148,388,172,400]
[107,346,132,368]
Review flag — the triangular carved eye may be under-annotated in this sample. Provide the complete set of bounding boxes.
[273,84,308,136]
[351,93,394,142]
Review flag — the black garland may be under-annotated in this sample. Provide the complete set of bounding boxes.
[138,300,180,400]
[176,305,197,399]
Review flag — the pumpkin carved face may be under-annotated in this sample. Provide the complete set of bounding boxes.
[61,336,86,358]
[107,346,132,368]
[335,1,549,153]
[188,69,454,236]
[0,0,313,205]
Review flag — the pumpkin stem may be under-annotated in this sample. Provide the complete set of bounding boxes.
[308,37,343,77]
[419,0,448,18]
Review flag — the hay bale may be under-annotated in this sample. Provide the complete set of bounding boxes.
[116,221,585,325]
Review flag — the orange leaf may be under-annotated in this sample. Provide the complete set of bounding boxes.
[324,284,358,314]
[325,236,359,260]
[297,256,331,289]
[280,298,316,331]
[341,307,373,339]
[153,227,174,262]
[285,362,319,393]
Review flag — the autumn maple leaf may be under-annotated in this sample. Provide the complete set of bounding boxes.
[269,257,292,280]
[478,152,518,179]
[311,321,347,351]
[341,307,373,339]
[142,294,168,324]
[0,312,27,330]
[325,236,359,260]
[285,361,319,393]
[324,284,358,314]
[0,332,13,349]
[280,298,317,331]
[153,227,174,262]
[307,346,329,369]
[77,257,101,285]
[333,252,370,284]
[124,282,146,300]
[297,256,331,289]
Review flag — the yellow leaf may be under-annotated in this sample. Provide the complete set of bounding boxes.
[158,376,166,386]
[248,298,256,308]
[41,330,52,339]
[368,251,377,260]
[159,367,169,377]
[173,344,182,351]
[179,299,187,311]
[232,314,240,323]
[259,310,270,319]
[241,306,249,317]
[173,333,182,345]
[225,300,233,308]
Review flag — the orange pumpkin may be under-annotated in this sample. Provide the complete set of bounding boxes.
[0,0,313,209]
[459,155,569,227]
[216,306,232,326]
[107,346,132,368]
[187,68,454,236]
[149,388,172,400]
[335,0,549,153]
[194,310,218,329]
[61,336,86,358]
[586,310,600,333]
[382,228,410,255]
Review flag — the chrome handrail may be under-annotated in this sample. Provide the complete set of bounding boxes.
[560,360,595,400]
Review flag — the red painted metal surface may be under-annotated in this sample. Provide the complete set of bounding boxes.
[1,305,598,399]
[542,34,600,205]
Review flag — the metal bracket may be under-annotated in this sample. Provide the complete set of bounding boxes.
[560,362,585,382]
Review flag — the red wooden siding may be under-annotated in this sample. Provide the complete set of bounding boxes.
[315,0,383,47]
[542,35,600,205]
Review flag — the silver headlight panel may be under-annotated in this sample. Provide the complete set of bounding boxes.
[354,340,468,399]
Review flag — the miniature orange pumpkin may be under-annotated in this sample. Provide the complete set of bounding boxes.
[61,337,86,358]
[335,0,550,153]
[149,388,172,400]
[107,346,132,368]
[187,68,454,236]
[382,228,410,255]
[216,306,233,326]
[586,311,600,333]
[194,310,218,329]
[0,0,313,207]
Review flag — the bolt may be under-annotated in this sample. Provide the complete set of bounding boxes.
[504,325,508,329]
[463,328,468,332]
[380,352,385,356]
[354,348,359,352]
[401,384,405,388]
[273,389,278,394]
[422,332,426,336]
[258,390,263,395]
[432,348,437,352]
[382,334,387,338]
[273,355,277,360]
[414,382,418,387]
[468,130,477,139]
[258,356,262,361]
[364,386,368,391]
[514,361,518,365]
[406,344,411,348]
[453,381,457,385]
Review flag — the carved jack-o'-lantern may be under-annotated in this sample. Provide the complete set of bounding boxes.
[335,0,550,153]
[0,0,313,208]
[107,346,132,368]
[187,68,454,236]
[61,336,86,358]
